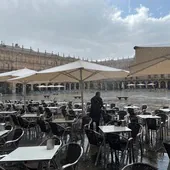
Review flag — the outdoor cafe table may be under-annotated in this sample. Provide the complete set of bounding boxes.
[0,130,9,137]
[137,115,161,142]
[159,108,170,113]
[0,111,17,115]
[52,118,76,124]
[0,145,60,169]
[22,114,40,119]
[124,105,139,109]
[99,125,132,168]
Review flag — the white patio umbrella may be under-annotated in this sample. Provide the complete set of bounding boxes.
[38,85,48,88]
[148,83,155,86]
[7,69,37,109]
[136,83,145,86]
[8,60,129,113]
[0,68,36,81]
[127,83,135,87]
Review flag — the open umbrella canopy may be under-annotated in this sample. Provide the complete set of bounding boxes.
[136,83,145,86]
[0,68,36,82]
[37,85,48,88]
[148,83,155,86]
[127,83,135,87]
[9,60,129,83]
[129,59,170,77]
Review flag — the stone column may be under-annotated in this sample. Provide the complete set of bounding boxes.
[31,84,34,92]
[69,83,71,91]
[158,82,161,89]
[165,81,168,89]
[12,83,16,94]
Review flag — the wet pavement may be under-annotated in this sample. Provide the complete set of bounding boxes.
[2,89,170,169]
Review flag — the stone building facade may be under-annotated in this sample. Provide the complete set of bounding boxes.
[0,43,170,94]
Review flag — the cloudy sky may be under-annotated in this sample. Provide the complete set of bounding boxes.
[0,0,170,60]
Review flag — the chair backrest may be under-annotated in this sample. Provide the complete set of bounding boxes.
[107,133,128,151]
[5,124,13,131]
[146,118,159,130]
[84,126,103,146]
[12,128,24,141]
[118,111,127,120]
[40,135,62,146]
[37,119,48,133]
[49,122,65,137]
[156,113,168,124]
[122,162,157,170]
[110,103,116,108]
[81,115,92,129]
[163,142,170,159]
[0,166,5,170]
[55,143,83,170]
[10,115,20,126]
[128,122,141,138]
[107,120,121,126]
[142,105,147,110]
[102,113,112,124]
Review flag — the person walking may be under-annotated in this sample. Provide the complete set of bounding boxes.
[90,92,103,132]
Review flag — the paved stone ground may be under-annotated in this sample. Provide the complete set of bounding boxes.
[2,133,170,170]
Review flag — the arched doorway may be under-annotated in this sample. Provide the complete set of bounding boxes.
[33,84,39,91]
[26,84,31,93]
[154,81,159,89]
[84,82,88,90]
[40,83,46,91]
[90,82,94,90]
[168,81,170,89]
[60,83,64,91]
[47,83,53,91]
[71,83,74,90]
[16,83,23,93]
[54,83,59,91]
[160,81,166,89]
[66,83,69,90]
[76,83,79,90]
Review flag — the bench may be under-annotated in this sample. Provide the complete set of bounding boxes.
[74,96,81,99]
[117,96,128,100]
[44,95,50,99]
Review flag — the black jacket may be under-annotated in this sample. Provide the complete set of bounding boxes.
[90,95,103,121]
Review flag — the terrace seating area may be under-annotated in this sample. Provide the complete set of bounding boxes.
[0,99,169,170]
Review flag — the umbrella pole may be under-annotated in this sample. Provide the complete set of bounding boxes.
[80,69,84,114]
[23,82,26,111]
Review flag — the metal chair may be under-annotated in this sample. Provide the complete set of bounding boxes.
[49,122,71,143]
[156,113,168,138]
[117,111,127,120]
[107,133,133,166]
[84,125,104,166]
[54,143,83,170]
[122,162,157,170]
[24,136,62,170]
[0,128,24,154]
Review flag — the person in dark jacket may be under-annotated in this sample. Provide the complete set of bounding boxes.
[90,92,103,132]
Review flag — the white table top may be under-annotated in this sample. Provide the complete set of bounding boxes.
[73,109,82,112]
[137,115,161,119]
[99,125,131,134]
[0,130,9,137]
[47,107,60,109]
[124,105,139,109]
[159,108,170,112]
[53,118,76,123]
[0,145,60,162]
[22,114,40,118]
[0,111,17,114]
